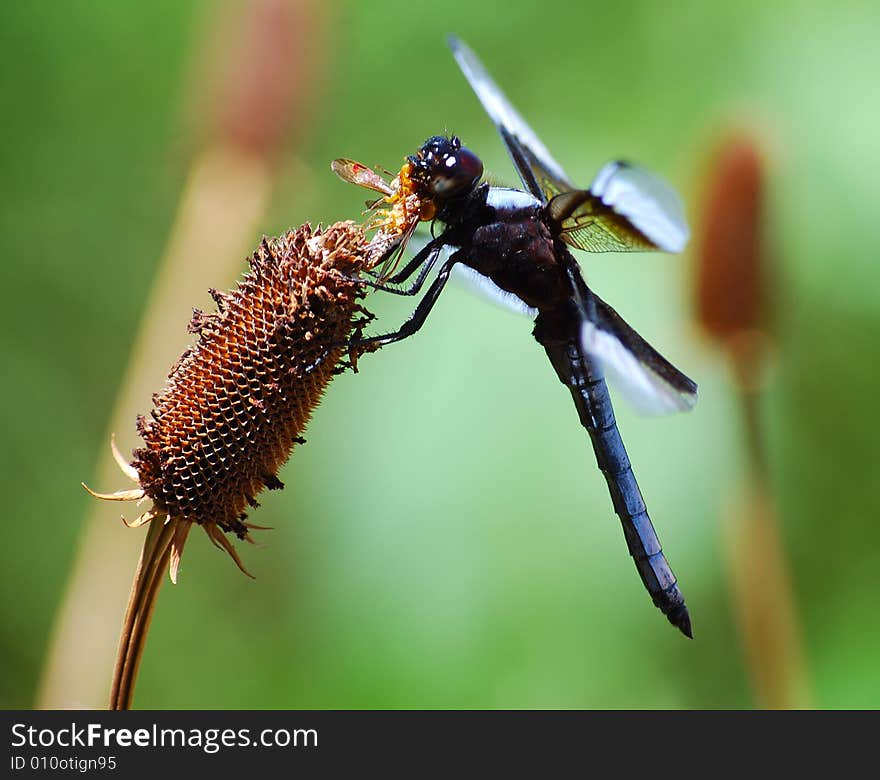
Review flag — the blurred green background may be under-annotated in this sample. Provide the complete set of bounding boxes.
[2,0,878,709]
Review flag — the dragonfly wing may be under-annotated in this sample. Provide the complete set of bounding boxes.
[448,35,574,203]
[452,264,539,318]
[580,290,697,415]
[549,161,689,254]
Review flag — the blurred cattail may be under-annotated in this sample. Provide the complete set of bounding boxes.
[197,0,323,158]
[693,131,811,709]
[696,138,766,341]
[85,220,380,709]
[694,135,772,392]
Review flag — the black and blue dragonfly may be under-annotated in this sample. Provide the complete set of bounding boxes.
[335,37,697,636]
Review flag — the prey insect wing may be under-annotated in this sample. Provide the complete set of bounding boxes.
[331,158,394,196]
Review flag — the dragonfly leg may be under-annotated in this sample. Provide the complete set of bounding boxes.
[353,237,447,296]
[384,237,445,284]
[348,257,457,350]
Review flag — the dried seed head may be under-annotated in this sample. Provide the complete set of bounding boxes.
[88,220,376,578]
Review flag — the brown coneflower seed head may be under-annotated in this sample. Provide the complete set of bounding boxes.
[135,220,374,559]
[89,220,377,580]
[87,220,380,709]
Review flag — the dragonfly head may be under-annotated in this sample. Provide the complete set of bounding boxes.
[407,135,483,204]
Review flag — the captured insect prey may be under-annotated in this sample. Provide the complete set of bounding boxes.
[332,36,697,637]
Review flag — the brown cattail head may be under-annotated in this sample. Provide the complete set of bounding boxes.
[694,133,774,388]
[695,136,768,340]
[198,0,325,158]
[87,220,376,579]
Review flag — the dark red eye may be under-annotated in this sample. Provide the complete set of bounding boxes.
[428,147,483,198]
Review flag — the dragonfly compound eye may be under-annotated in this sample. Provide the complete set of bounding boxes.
[428,146,483,199]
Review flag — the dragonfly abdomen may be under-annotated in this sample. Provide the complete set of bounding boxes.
[541,337,692,638]
[587,402,692,638]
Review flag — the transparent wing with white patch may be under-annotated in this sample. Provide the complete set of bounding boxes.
[449,37,690,255]
[546,162,690,255]
[582,292,697,415]
[588,161,690,254]
[452,264,539,318]
[466,188,694,415]
[448,35,575,201]
[456,281,696,415]
[580,322,696,415]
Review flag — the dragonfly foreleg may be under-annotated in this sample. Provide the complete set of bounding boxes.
[352,237,447,296]
[347,257,457,350]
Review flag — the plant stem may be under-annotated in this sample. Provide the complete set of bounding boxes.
[109,517,175,710]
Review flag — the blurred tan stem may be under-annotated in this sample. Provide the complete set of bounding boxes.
[37,146,271,708]
[694,132,812,708]
[724,344,812,709]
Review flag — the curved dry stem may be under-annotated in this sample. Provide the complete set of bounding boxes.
[109,517,176,710]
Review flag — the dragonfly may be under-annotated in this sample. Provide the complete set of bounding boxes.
[333,36,697,637]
